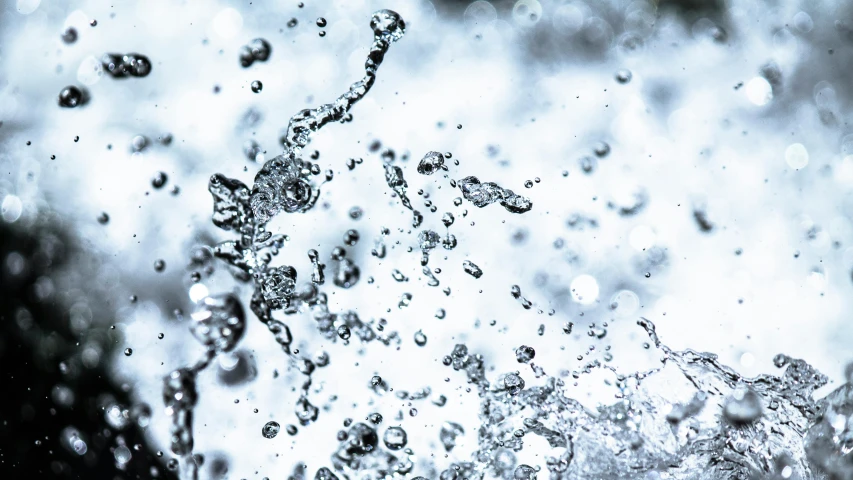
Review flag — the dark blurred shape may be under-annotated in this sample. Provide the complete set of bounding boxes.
[0,221,175,479]
[101,53,152,78]
[58,86,89,108]
[658,0,726,16]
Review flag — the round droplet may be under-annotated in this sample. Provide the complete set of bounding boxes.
[190,294,246,353]
[337,325,351,340]
[262,421,280,439]
[615,69,632,84]
[343,229,359,246]
[594,141,611,157]
[414,330,427,346]
[97,212,110,224]
[503,373,525,395]
[58,86,86,108]
[154,259,166,272]
[61,27,78,44]
[151,172,168,189]
[383,426,408,450]
[723,386,763,424]
[316,17,327,27]
[124,348,133,356]
[251,80,263,93]
[514,465,537,480]
[515,345,535,363]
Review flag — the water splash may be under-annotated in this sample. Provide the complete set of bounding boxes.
[458,175,533,214]
[250,10,406,224]
[436,319,838,480]
[162,10,407,478]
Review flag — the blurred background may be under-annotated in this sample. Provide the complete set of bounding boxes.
[2,0,853,478]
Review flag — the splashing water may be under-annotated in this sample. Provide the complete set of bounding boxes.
[162,10,406,479]
[145,7,853,480]
[249,9,406,225]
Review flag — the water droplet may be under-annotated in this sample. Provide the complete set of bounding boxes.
[262,421,280,439]
[463,260,483,279]
[124,348,133,356]
[251,80,263,93]
[58,86,87,108]
[723,386,763,424]
[417,151,445,175]
[61,27,78,44]
[515,345,535,363]
[370,10,406,42]
[101,53,152,78]
[190,294,246,353]
[383,426,408,450]
[439,421,464,451]
[151,172,168,189]
[316,18,327,27]
[240,38,272,68]
[503,373,525,395]
[615,69,632,84]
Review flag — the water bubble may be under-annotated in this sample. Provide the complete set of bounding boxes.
[154,259,166,272]
[383,426,408,450]
[124,348,133,356]
[513,465,537,480]
[436,422,464,452]
[745,76,773,106]
[515,345,535,363]
[295,397,320,425]
[333,258,360,288]
[341,423,379,456]
[101,53,152,78]
[61,27,78,43]
[258,266,297,309]
[287,18,298,28]
[131,135,149,152]
[151,172,168,189]
[240,38,271,68]
[418,151,445,175]
[503,373,525,395]
[723,386,763,424]
[243,139,262,162]
[189,294,246,353]
[98,212,110,224]
[262,421,280,439]
[315,467,338,480]
[337,325,351,340]
[58,86,87,108]
[414,330,427,346]
[615,69,633,84]
[343,229,359,246]
[316,18,327,27]
[370,10,406,42]
[458,176,532,213]
[113,444,132,464]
